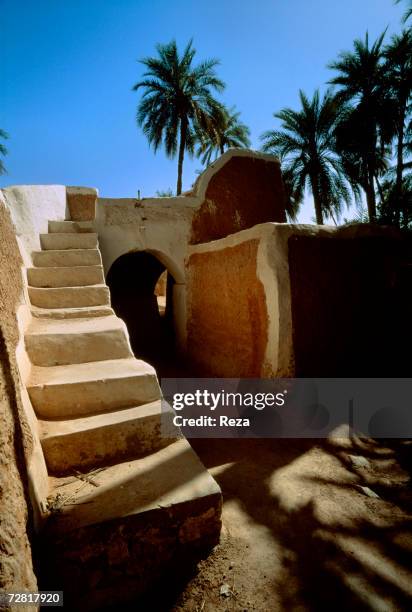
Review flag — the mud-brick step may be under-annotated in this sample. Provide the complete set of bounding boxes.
[45,439,221,610]
[27,265,104,288]
[25,315,132,367]
[28,358,161,418]
[32,249,102,268]
[28,285,110,309]
[48,220,94,234]
[30,304,114,320]
[40,233,98,250]
[39,400,178,474]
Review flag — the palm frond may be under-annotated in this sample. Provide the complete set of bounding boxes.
[396,0,412,23]
[0,129,8,175]
[195,105,250,165]
[260,89,355,223]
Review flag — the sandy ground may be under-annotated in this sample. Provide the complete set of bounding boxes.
[121,334,412,611]
[165,433,412,612]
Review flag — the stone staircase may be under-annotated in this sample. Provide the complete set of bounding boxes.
[24,219,221,609]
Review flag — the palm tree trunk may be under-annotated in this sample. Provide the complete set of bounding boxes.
[396,101,406,226]
[396,110,405,194]
[375,175,385,205]
[365,186,376,223]
[366,166,377,223]
[310,173,324,225]
[176,118,187,195]
[363,124,377,222]
[329,209,338,226]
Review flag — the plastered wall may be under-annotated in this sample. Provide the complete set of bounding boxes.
[0,191,38,596]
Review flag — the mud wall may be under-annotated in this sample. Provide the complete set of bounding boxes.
[288,230,409,377]
[96,150,285,354]
[187,239,268,376]
[186,223,405,379]
[190,153,286,244]
[0,192,37,594]
[186,224,295,377]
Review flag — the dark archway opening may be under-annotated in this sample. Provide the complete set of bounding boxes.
[106,251,175,371]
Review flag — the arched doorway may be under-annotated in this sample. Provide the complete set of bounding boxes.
[106,251,175,368]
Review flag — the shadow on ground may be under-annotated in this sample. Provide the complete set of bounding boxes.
[102,435,412,611]
[195,437,412,611]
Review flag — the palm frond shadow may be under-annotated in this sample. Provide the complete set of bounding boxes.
[191,437,412,611]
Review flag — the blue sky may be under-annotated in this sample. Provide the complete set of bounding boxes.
[0,0,406,221]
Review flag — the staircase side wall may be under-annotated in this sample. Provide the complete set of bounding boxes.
[0,187,54,527]
[2,185,68,265]
[0,191,38,595]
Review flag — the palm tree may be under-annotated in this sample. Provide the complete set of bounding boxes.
[384,29,412,223]
[328,32,393,222]
[196,106,250,166]
[132,39,225,195]
[378,171,412,225]
[333,104,390,220]
[260,89,351,225]
[281,166,304,222]
[396,0,412,23]
[0,129,8,175]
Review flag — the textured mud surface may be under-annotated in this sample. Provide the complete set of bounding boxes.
[169,436,412,611]
[0,196,37,597]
